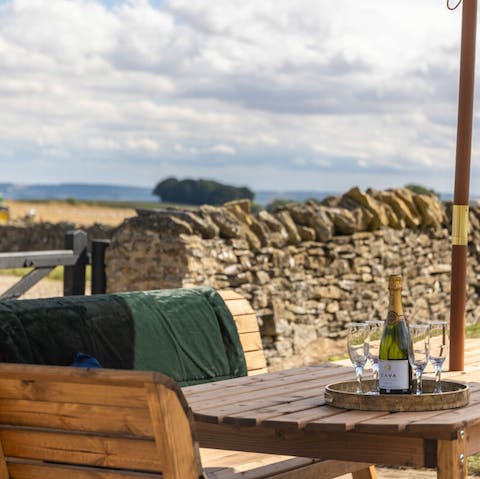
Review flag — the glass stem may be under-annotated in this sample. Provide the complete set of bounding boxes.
[355,366,363,394]
[415,370,422,395]
[434,366,442,393]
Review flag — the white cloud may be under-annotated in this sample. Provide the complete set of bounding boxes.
[126,137,160,153]
[211,144,236,155]
[0,0,473,194]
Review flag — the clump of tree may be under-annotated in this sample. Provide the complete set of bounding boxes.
[153,177,254,206]
[405,184,441,198]
[265,198,296,213]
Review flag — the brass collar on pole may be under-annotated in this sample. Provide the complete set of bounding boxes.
[452,205,469,246]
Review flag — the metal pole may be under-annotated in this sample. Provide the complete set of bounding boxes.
[449,0,477,371]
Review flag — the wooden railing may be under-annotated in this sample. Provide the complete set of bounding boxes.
[0,230,110,300]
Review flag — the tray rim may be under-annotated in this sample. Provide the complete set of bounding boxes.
[324,378,469,412]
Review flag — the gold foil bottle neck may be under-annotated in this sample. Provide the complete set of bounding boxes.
[388,275,402,291]
[387,275,404,321]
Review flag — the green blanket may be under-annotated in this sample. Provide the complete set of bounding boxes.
[0,287,247,386]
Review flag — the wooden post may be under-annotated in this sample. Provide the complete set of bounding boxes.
[437,433,467,479]
[449,0,477,371]
[91,239,110,295]
[63,230,88,296]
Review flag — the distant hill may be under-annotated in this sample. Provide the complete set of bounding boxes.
[0,183,156,202]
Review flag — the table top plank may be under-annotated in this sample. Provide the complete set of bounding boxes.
[223,393,327,426]
[260,404,349,430]
[187,368,352,412]
[305,409,391,433]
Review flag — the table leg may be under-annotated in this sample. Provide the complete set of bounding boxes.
[351,465,378,479]
[437,434,467,479]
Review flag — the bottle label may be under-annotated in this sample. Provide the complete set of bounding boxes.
[378,359,409,390]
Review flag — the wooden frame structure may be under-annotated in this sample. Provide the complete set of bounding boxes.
[0,230,110,300]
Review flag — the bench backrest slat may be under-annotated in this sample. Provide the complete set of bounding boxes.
[0,399,153,436]
[1,428,162,471]
[219,290,268,376]
[8,461,164,479]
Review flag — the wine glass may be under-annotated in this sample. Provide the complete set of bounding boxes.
[429,321,448,393]
[367,320,383,394]
[347,322,370,394]
[408,324,430,395]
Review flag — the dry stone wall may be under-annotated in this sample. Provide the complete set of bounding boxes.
[0,223,114,252]
[105,187,480,368]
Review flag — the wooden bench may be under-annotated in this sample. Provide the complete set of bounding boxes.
[0,288,376,478]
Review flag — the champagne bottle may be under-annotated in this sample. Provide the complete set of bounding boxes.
[378,275,412,394]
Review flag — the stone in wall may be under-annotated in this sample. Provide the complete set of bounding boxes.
[275,211,302,244]
[327,208,358,235]
[413,194,445,228]
[257,210,289,247]
[286,203,334,242]
[345,187,390,229]
[376,191,413,228]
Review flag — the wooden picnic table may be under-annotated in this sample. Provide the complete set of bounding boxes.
[183,362,480,479]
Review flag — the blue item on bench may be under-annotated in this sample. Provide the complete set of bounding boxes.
[71,352,102,368]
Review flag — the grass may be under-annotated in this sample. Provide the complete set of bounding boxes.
[466,322,480,338]
[327,353,348,362]
[469,455,480,475]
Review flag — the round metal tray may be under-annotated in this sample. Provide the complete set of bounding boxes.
[324,379,469,412]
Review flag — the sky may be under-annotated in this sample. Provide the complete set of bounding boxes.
[0,0,477,194]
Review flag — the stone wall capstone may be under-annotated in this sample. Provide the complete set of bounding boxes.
[104,187,480,368]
